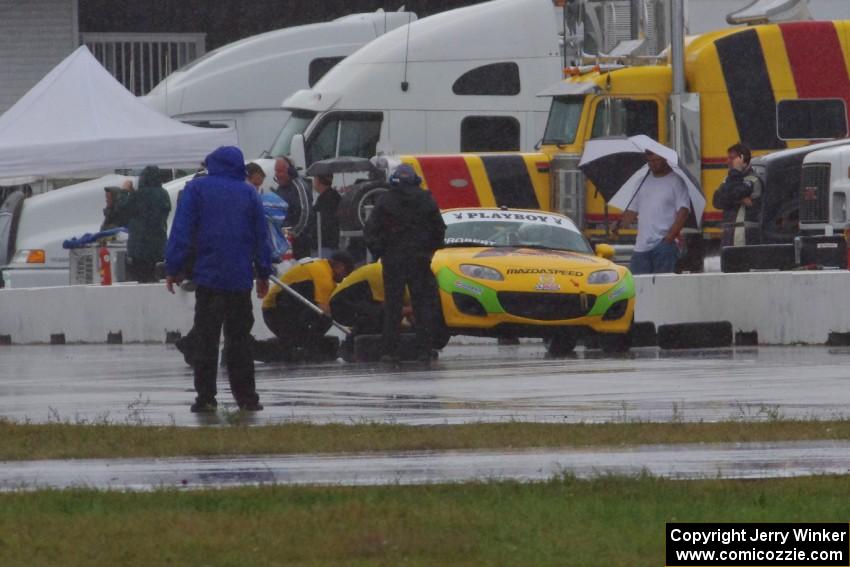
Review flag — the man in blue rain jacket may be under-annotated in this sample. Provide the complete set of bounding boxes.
[165,146,272,413]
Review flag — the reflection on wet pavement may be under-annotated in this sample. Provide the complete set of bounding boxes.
[1,343,849,426]
[3,441,849,491]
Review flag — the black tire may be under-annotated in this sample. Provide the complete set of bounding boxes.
[338,181,390,232]
[657,321,733,350]
[628,321,657,347]
[600,332,632,353]
[720,244,795,273]
[545,332,577,357]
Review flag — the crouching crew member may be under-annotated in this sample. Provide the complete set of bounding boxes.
[364,163,446,364]
[260,252,354,359]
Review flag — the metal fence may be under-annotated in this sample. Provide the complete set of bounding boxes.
[81,32,206,95]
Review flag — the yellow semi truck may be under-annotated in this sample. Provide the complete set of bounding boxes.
[386,20,850,269]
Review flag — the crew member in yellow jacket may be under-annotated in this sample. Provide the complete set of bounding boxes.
[261,251,354,359]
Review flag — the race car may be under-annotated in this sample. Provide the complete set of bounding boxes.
[432,207,634,355]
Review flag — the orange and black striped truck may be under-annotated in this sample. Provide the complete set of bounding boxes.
[394,21,850,269]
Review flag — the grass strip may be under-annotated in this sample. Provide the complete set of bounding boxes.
[2,419,850,461]
[1,475,849,566]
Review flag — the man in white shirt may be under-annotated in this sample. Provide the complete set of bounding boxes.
[610,151,691,274]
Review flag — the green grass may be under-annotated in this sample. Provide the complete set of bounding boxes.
[2,419,850,460]
[1,475,849,566]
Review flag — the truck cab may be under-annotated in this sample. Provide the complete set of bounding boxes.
[268,0,563,169]
[538,20,850,267]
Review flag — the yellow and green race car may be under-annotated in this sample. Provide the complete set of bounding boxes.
[432,207,635,355]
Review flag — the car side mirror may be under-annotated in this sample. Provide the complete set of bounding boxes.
[595,243,615,260]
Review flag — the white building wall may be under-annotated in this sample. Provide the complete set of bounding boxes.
[0,0,78,114]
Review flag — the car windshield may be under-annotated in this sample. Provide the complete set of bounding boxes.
[268,110,316,157]
[444,219,592,253]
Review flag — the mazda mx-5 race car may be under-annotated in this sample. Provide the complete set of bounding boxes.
[431,208,635,355]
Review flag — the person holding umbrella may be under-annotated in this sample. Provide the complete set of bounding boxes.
[610,150,691,274]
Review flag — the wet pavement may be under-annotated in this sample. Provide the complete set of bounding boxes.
[1,342,849,425]
[3,440,849,491]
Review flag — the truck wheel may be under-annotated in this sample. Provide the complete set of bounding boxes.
[338,181,390,231]
[545,332,577,357]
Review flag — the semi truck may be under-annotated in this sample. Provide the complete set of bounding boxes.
[361,18,850,271]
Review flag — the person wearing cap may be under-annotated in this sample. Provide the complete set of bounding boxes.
[364,163,446,364]
[307,173,341,258]
[165,146,272,413]
[258,251,355,361]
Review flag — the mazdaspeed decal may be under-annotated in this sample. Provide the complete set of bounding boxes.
[506,267,584,276]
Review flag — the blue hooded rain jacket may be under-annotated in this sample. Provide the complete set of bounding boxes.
[165,146,272,291]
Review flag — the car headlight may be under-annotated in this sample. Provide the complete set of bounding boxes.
[459,264,503,281]
[587,269,619,285]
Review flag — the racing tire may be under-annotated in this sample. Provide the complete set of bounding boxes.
[628,321,657,347]
[657,321,733,350]
[600,332,632,353]
[720,244,795,273]
[545,332,577,357]
[338,181,391,232]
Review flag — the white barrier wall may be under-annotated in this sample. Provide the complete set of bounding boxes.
[0,283,274,344]
[2,271,850,344]
[634,271,850,345]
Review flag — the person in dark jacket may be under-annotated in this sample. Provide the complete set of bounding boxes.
[109,166,171,283]
[273,156,311,259]
[307,174,341,257]
[713,143,763,247]
[165,146,272,413]
[364,163,446,364]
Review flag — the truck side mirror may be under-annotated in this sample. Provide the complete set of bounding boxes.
[595,243,615,259]
[290,134,307,170]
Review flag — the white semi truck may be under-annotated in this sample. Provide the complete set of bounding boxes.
[142,9,416,160]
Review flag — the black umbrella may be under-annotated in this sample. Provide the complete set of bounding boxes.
[577,136,654,202]
[305,156,378,177]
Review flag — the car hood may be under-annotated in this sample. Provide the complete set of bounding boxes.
[434,246,613,273]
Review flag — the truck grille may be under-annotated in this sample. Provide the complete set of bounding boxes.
[497,292,595,320]
[799,163,831,223]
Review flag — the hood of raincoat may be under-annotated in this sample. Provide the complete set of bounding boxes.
[204,146,247,180]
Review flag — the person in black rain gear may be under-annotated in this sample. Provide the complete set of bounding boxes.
[307,174,341,257]
[713,143,763,247]
[364,163,446,364]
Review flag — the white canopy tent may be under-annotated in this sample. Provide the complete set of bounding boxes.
[0,46,237,180]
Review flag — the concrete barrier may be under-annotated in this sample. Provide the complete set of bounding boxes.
[0,283,274,344]
[2,271,850,344]
[634,271,850,345]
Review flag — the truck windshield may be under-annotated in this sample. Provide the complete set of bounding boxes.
[269,111,316,157]
[542,96,585,145]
